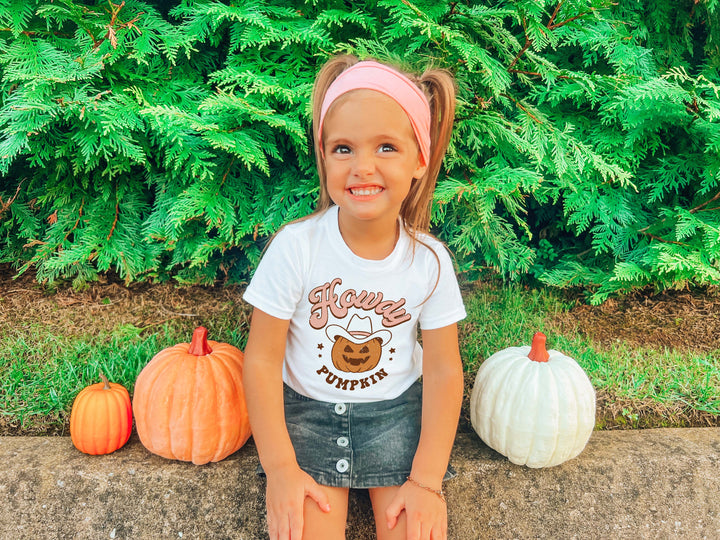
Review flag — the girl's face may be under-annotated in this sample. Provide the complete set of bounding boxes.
[322,89,427,230]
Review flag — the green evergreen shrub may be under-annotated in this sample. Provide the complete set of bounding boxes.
[0,0,718,302]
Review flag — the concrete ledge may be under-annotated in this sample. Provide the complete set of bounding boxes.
[1,428,718,539]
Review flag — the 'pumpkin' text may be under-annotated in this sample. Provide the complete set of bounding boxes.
[316,365,388,391]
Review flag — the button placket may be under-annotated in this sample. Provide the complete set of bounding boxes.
[333,402,350,476]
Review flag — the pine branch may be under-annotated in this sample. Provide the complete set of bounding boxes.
[94,1,144,50]
[508,1,592,70]
[220,157,236,188]
[547,2,592,31]
[502,93,543,124]
[508,68,543,77]
[638,231,690,247]
[0,28,68,37]
[690,190,720,214]
[107,200,119,241]
[0,179,25,218]
[547,0,565,28]
[508,16,532,70]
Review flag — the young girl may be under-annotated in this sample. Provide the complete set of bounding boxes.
[243,55,465,540]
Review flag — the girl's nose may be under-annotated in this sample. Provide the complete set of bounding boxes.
[352,151,375,177]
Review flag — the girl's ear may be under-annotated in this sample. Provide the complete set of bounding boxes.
[414,157,428,180]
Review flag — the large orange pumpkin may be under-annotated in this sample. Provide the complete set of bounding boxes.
[70,372,132,455]
[132,327,251,465]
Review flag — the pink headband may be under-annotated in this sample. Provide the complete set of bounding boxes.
[318,60,431,166]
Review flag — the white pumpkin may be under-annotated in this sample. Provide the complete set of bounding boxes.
[470,332,596,468]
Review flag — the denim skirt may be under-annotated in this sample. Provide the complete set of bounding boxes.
[260,380,455,489]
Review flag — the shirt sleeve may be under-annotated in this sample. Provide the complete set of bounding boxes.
[242,227,306,320]
[417,243,466,330]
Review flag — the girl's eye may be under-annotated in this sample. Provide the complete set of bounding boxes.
[379,144,397,153]
[332,144,351,154]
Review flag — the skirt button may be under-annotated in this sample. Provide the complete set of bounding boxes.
[336,436,349,447]
[336,459,349,473]
[334,403,347,415]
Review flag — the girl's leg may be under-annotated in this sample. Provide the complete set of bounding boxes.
[302,486,350,539]
[368,486,406,540]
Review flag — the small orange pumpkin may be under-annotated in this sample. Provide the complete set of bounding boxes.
[132,327,251,465]
[70,372,132,455]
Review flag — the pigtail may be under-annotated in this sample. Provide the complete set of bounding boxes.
[401,68,456,306]
[400,68,456,235]
[311,55,359,212]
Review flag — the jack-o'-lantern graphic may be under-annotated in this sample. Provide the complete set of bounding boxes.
[326,315,392,373]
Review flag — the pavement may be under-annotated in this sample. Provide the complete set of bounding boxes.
[1,428,718,539]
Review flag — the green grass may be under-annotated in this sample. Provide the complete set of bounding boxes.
[458,284,575,373]
[1,283,719,433]
[459,284,720,418]
[1,317,249,431]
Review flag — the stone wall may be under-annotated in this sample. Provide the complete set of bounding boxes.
[1,429,718,539]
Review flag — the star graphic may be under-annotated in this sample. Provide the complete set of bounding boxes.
[390,348,396,354]
[317,343,324,350]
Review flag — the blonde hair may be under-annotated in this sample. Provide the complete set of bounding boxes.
[311,54,456,238]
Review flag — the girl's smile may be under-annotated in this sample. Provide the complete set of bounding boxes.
[348,184,383,198]
[322,89,428,237]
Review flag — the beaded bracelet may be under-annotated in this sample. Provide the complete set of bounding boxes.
[406,476,446,503]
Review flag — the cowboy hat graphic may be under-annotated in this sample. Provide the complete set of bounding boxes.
[326,314,392,345]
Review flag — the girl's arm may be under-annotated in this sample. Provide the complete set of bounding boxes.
[243,308,331,539]
[386,323,464,538]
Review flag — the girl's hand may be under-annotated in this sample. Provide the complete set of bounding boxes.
[385,479,448,540]
[265,464,331,540]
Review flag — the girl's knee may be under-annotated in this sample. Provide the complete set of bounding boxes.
[369,486,406,540]
[302,486,349,540]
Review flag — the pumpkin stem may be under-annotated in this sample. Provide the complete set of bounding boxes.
[528,332,550,363]
[99,371,111,390]
[188,326,213,356]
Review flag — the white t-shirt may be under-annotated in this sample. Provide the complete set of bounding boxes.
[243,206,466,403]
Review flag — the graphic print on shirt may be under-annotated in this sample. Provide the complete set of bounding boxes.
[308,277,411,391]
[326,314,391,373]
